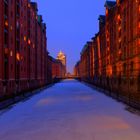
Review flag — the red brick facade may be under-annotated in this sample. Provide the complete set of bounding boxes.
[75,0,140,108]
[47,55,53,84]
[0,0,51,99]
[51,57,66,79]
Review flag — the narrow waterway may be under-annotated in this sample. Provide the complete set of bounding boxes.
[0,79,140,140]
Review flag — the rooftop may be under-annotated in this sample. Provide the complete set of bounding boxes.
[105,1,116,9]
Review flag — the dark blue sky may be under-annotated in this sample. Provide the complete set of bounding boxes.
[32,0,113,73]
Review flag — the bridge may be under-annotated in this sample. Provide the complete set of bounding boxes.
[53,76,81,82]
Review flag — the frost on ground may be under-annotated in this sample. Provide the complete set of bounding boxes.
[0,79,140,140]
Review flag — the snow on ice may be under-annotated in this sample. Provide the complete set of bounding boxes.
[0,79,140,140]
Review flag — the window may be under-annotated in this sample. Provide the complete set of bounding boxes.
[130,61,134,76]
[4,32,8,46]
[11,64,13,71]
[123,63,126,76]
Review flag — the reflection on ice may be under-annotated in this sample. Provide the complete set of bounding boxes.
[36,98,58,106]
[91,116,130,130]
[0,79,140,140]
[36,95,92,107]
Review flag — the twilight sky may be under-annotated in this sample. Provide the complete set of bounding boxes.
[32,0,114,73]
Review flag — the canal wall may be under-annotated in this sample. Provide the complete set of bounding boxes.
[79,78,140,110]
[0,80,59,110]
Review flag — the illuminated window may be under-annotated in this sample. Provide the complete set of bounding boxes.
[28,39,31,45]
[5,21,8,26]
[16,53,20,61]
[24,36,27,41]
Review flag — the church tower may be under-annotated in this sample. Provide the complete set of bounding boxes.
[57,51,67,74]
[57,51,66,66]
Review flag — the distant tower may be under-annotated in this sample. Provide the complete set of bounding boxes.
[57,51,67,73]
[57,51,66,66]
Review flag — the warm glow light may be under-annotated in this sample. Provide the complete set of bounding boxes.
[10,26,13,30]
[10,51,13,56]
[28,3,30,8]
[106,9,109,16]
[107,47,109,52]
[139,38,140,45]
[118,50,122,55]
[119,38,121,43]
[117,14,121,21]
[118,26,121,31]
[24,36,27,41]
[16,53,20,61]
[107,65,112,77]
[97,36,102,75]
[28,39,31,45]
[5,21,8,26]
[33,44,35,48]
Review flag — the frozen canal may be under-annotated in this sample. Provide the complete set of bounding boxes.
[0,79,140,140]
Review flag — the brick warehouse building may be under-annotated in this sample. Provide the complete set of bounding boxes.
[51,57,66,79]
[74,0,140,108]
[0,0,51,99]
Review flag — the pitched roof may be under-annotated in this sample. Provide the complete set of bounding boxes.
[30,2,38,12]
[98,15,106,24]
[105,1,116,9]
[81,44,88,55]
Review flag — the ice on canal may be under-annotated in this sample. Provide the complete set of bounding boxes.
[0,79,140,140]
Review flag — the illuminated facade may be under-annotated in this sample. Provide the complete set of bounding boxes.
[75,0,140,108]
[57,51,66,74]
[74,61,80,77]
[51,57,66,79]
[57,51,66,65]
[0,0,50,99]
[47,55,53,84]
